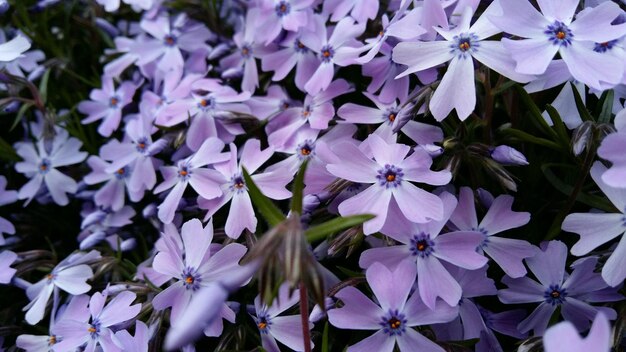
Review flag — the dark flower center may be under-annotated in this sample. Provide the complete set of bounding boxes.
[320,45,334,62]
[376,164,403,188]
[546,21,573,46]
[257,314,272,334]
[544,284,567,305]
[109,96,120,108]
[39,159,51,174]
[275,1,290,16]
[88,320,101,339]
[181,267,202,291]
[297,141,315,160]
[410,233,435,258]
[241,44,253,59]
[380,310,406,336]
[164,34,177,47]
[135,137,149,153]
[178,164,192,180]
[594,40,617,53]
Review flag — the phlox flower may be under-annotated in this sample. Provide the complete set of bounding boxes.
[597,109,626,188]
[245,85,297,121]
[322,0,379,23]
[0,250,17,284]
[0,176,18,243]
[84,156,144,211]
[328,260,458,352]
[326,133,451,235]
[112,321,150,352]
[23,250,100,325]
[359,192,488,309]
[77,75,138,137]
[362,43,412,104]
[489,0,626,89]
[78,205,136,250]
[450,187,536,278]
[14,129,87,206]
[151,219,246,336]
[543,312,612,352]
[562,161,626,286]
[261,31,320,92]
[52,291,141,352]
[256,0,316,44]
[394,5,534,121]
[142,68,203,118]
[250,284,314,352]
[154,138,229,224]
[0,31,44,82]
[498,241,622,335]
[0,33,30,62]
[198,139,291,239]
[96,0,153,12]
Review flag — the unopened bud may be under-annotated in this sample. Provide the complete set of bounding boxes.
[490,145,529,166]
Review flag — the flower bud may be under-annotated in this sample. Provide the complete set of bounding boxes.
[490,145,529,166]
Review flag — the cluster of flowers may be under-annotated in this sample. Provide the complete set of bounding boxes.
[1,0,626,351]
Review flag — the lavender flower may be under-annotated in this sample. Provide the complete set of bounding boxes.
[0,34,30,62]
[490,145,530,166]
[78,76,137,137]
[597,110,626,187]
[562,162,626,286]
[0,250,17,284]
[261,32,320,92]
[326,133,451,235]
[328,260,458,352]
[113,321,150,352]
[256,0,316,44]
[52,291,141,352]
[498,241,621,335]
[0,176,18,243]
[543,312,612,352]
[14,129,87,206]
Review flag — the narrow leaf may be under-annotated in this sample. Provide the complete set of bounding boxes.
[290,160,309,215]
[597,89,614,124]
[544,104,570,147]
[38,68,51,104]
[322,322,329,352]
[242,167,285,227]
[514,85,558,140]
[305,214,374,243]
[499,127,563,151]
[570,82,593,122]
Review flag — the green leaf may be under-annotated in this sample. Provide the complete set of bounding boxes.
[242,167,285,227]
[597,89,614,124]
[305,214,375,243]
[514,85,559,140]
[10,102,34,132]
[290,160,309,215]
[0,138,20,162]
[499,127,563,151]
[38,68,51,104]
[491,80,517,96]
[322,322,329,352]
[544,104,570,147]
[570,82,593,122]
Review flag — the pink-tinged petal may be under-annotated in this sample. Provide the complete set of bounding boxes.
[368,133,410,166]
[189,169,225,200]
[518,302,556,335]
[401,120,443,146]
[396,328,445,352]
[263,48,297,81]
[270,315,313,351]
[97,110,123,137]
[329,17,365,48]
[55,265,92,294]
[158,48,184,72]
[450,187,479,231]
[98,291,141,327]
[536,0,578,23]
[487,0,550,37]
[386,10,426,40]
[563,213,625,256]
[503,38,559,75]
[602,234,626,287]
[350,0,379,23]
[429,55,475,121]
[569,2,626,43]
[153,250,184,278]
[498,276,545,304]
[253,171,292,200]
[433,231,487,269]
[241,140,273,175]
[347,330,395,352]
[526,241,567,287]
[328,286,384,330]
[338,185,392,235]
[78,101,109,123]
[393,41,453,78]
[201,243,247,281]
[44,169,78,206]
[181,219,212,270]
[24,283,54,325]
[94,180,125,211]
[89,291,106,318]
[189,138,228,167]
[417,256,462,309]
[480,195,530,235]
[224,192,256,239]
[308,102,335,130]
[560,42,624,90]
[327,143,378,183]
[186,114,218,152]
[282,10,308,32]
[337,103,383,124]
[484,237,537,278]
[471,41,535,83]
[393,183,444,223]
[359,245,412,269]
[296,53,320,90]
[157,181,187,224]
[367,261,416,312]
[199,192,232,221]
[304,62,334,95]
[51,320,91,351]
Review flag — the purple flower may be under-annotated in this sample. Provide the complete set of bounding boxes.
[326,133,451,234]
[112,321,150,352]
[597,110,626,188]
[450,187,536,278]
[14,130,87,206]
[151,218,246,335]
[23,250,100,325]
[543,312,612,352]
[300,16,365,95]
[154,138,229,224]
[52,291,141,352]
[261,32,320,92]
[328,260,458,352]
[360,192,488,309]
[198,139,291,238]
[0,250,17,284]
[84,156,144,211]
[96,0,154,12]
[490,145,529,166]
[562,161,626,286]
[78,76,137,136]
[362,43,413,104]
[256,0,316,44]
[394,5,534,121]
[0,176,18,243]
[489,0,626,89]
[322,0,379,23]
[498,241,621,335]
[251,283,314,352]
[0,34,30,62]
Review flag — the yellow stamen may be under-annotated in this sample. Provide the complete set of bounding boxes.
[185,276,194,284]
[388,113,396,122]
[88,327,97,333]
[386,174,396,182]
[459,42,470,51]
[556,31,566,40]
[258,322,267,329]
[300,148,311,156]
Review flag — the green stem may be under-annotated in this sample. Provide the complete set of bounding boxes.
[299,282,312,352]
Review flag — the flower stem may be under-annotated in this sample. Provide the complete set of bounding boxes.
[299,282,312,352]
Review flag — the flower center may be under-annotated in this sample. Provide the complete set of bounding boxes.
[320,45,334,62]
[39,159,51,174]
[115,167,129,179]
[181,267,202,291]
[197,96,215,111]
[546,21,573,46]
[296,140,315,160]
[544,284,567,305]
[48,335,57,346]
[178,164,191,180]
[241,44,253,59]
[594,40,616,53]
[451,33,479,57]
[135,137,149,153]
[88,320,101,339]
[376,164,403,188]
[164,34,177,46]
[257,315,271,334]
[409,233,435,258]
[380,310,406,336]
[294,39,308,53]
[230,174,247,193]
[275,1,290,16]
